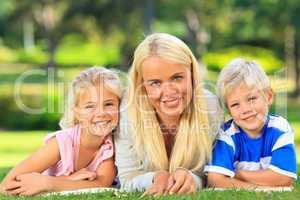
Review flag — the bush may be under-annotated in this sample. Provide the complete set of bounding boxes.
[0,94,60,131]
[202,46,283,73]
[0,45,17,63]
[55,34,120,66]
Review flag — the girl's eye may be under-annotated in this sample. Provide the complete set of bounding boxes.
[230,103,239,108]
[85,105,95,109]
[105,102,114,107]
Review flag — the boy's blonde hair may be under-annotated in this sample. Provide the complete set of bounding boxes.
[60,67,123,129]
[217,58,270,104]
[127,33,213,172]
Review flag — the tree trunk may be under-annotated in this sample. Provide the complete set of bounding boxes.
[23,17,35,52]
[294,40,300,97]
[46,36,57,70]
[143,0,154,35]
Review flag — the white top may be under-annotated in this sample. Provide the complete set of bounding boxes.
[114,89,223,191]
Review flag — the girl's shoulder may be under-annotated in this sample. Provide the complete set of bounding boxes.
[44,125,80,144]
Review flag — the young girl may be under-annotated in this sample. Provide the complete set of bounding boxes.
[0,67,123,196]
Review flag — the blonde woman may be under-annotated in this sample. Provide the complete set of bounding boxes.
[0,67,123,196]
[115,33,223,195]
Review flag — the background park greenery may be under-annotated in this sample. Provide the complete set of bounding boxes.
[0,0,300,199]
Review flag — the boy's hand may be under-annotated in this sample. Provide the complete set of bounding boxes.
[68,168,97,181]
[168,168,196,195]
[5,172,50,196]
[142,170,173,197]
[234,170,245,181]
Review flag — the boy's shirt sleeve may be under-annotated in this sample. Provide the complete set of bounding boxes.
[204,132,236,177]
[269,124,298,179]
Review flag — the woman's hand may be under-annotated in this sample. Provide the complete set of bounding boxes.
[142,170,174,197]
[67,168,97,181]
[168,168,196,195]
[4,172,51,196]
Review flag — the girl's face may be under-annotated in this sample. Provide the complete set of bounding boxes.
[226,83,273,138]
[142,56,193,119]
[74,84,119,137]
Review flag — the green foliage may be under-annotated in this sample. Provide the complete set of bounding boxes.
[202,46,283,73]
[0,45,17,63]
[55,34,120,66]
[17,48,48,65]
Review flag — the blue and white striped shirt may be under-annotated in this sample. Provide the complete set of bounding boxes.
[204,114,297,179]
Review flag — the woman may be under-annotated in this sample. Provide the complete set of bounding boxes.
[115,33,223,196]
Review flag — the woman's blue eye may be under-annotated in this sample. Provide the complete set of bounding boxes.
[150,81,161,87]
[173,76,183,81]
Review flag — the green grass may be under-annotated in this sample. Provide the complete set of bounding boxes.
[0,131,47,168]
[0,130,300,199]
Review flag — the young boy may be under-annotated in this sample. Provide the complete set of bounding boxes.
[204,58,297,188]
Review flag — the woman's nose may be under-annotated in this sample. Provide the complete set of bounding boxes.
[161,82,178,95]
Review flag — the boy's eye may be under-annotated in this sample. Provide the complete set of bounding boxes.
[248,96,257,102]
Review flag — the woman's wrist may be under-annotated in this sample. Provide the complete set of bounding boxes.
[153,170,169,183]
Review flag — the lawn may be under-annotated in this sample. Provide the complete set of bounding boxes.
[0,66,299,199]
[0,128,300,200]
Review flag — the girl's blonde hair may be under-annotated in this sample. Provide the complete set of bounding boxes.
[127,33,213,172]
[217,58,270,104]
[59,67,123,129]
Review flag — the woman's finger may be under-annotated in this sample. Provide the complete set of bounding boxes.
[169,174,185,194]
[177,178,193,195]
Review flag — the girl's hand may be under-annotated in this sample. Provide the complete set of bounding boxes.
[0,183,6,195]
[68,168,97,181]
[168,168,196,195]
[4,172,50,196]
[142,170,174,197]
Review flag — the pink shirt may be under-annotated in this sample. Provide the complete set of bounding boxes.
[42,125,114,176]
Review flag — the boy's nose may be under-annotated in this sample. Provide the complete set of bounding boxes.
[240,103,253,115]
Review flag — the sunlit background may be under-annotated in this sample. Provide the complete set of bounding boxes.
[0,0,299,172]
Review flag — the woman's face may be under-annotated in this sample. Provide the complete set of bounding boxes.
[141,56,193,119]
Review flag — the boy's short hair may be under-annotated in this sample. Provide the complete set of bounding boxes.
[217,58,270,104]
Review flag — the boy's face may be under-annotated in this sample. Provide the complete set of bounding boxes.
[226,83,273,138]
[74,84,119,137]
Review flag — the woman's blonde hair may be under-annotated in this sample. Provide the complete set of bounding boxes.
[217,58,270,105]
[127,33,213,172]
[59,67,123,129]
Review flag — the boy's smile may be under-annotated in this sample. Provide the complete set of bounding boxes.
[226,83,273,138]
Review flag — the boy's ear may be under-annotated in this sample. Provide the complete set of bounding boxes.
[266,88,274,105]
